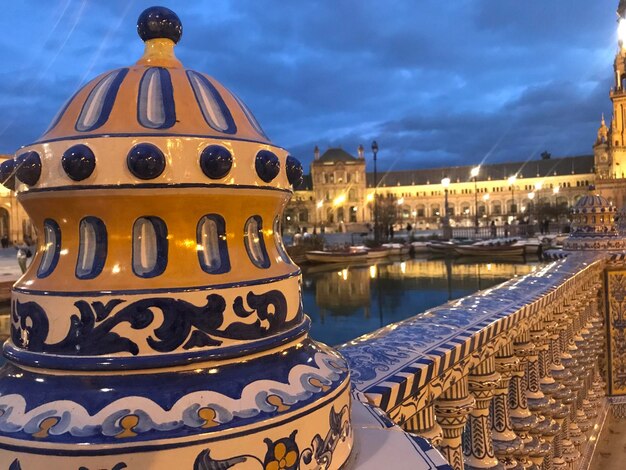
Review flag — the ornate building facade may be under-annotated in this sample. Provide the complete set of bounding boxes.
[287,4,626,234]
[0,154,31,243]
[289,148,596,233]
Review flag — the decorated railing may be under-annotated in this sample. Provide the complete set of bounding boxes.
[339,252,608,470]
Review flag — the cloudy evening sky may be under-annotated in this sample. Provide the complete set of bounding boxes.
[0,0,620,171]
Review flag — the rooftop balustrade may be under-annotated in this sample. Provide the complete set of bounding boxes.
[339,251,609,469]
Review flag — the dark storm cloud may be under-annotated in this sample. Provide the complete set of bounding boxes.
[0,0,618,170]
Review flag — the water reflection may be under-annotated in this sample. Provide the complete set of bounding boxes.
[0,258,538,360]
[303,256,540,346]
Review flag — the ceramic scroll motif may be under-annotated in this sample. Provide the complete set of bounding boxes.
[11,289,300,356]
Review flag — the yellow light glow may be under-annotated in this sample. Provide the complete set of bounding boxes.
[507,175,517,185]
[397,197,405,205]
[534,181,543,190]
[619,19,626,45]
[341,268,348,281]
[366,193,374,202]
[112,264,121,274]
[400,262,406,274]
[553,186,560,194]
[316,200,323,209]
[486,263,492,271]
[179,239,196,249]
[369,265,377,278]
[483,193,490,201]
[470,166,480,178]
[334,194,346,205]
[528,192,535,200]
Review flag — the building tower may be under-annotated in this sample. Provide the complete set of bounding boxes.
[608,4,626,178]
[594,115,611,178]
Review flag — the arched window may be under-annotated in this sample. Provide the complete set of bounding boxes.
[337,207,345,222]
[273,217,292,264]
[132,217,168,278]
[76,217,107,279]
[244,216,270,268]
[38,219,61,278]
[197,214,230,274]
[349,206,357,223]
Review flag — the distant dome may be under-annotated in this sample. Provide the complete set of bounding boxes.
[564,187,625,250]
[571,193,613,213]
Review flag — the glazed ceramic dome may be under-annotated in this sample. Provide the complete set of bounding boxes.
[564,186,626,251]
[569,189,617,237]
[0,7,353,469]
[1,8,303,193]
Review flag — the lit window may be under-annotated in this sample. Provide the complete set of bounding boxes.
[76,217,107,279]
[38,219,61,278]
[273,217,292,264]
[132,217,168,277]
[197,214,230,274]
[244,216,270,268]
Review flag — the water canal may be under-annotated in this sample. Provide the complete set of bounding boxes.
[0,256,541,362]
[303,256,541,346]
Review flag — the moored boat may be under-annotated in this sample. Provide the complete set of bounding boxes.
[382,243,410,255]
[365,247,391,259]
[455,243,525,257]
[512,238,542,255]
[426,241,458,254]
[411,241,430,254]
[306,250,369,263]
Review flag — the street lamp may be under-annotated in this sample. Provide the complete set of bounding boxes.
[470,166,480,233]
[482,193,489,219]
[553,186,560,206]
[441,176,451,239]
[528,191,535,221]
[507,174,517,217]
[371,141,379,244]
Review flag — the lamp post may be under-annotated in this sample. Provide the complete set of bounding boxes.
[371,141,379,244]
[528,191,535,236]
[553,186,560,226]
[527,191,535,215]
[507,174,517,218]
[471,166,480,233]
[441,176,451,239]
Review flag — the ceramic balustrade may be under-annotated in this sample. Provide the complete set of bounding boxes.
[339,252,608,470]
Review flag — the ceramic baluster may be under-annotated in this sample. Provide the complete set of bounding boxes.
[463,356,503,470]
[403,403,444,446]
[513,330,550,468]
[491,342,524,470]
[435,377,476,470]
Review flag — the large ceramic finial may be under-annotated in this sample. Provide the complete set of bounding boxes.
[137,6,183,43]
[136,6,183,67]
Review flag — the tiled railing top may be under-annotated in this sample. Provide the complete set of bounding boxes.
[337,251,603,410]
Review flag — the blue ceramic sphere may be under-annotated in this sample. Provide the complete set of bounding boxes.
[0,159,15,191]
[200,145,233,180]
[62,144,96,181]
[286,155,303,187]
[15,151,41,186]
[137,6,183,44]
[127,143,166,180]
[255,150,280,183]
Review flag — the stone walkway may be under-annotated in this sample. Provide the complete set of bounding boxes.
[589,411,626,470]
